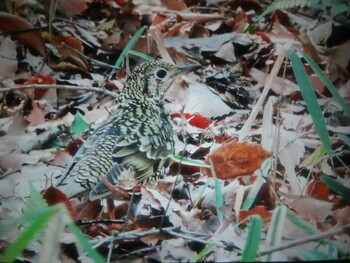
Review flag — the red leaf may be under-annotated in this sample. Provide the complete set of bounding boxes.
[239,205,271,223]
[307,174,330,201]
[42,186,78,220]
[23,74,56,99]
[171,113,212,129]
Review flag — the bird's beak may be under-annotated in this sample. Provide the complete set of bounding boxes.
[177,64,201,72]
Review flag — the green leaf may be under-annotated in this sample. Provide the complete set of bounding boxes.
[67,223,105,263]
[320,176,350,201]
[171,155,211,168]
[299,145,327,169]
[299,50,350,117]
[112,25,148,72]
[241,215,263,262]
[70,111,90,136]
[2,208,55,262]
[289,49,333,159]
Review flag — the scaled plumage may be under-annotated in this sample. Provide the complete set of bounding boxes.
[56,60,199,200]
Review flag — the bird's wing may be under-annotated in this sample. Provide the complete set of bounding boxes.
[63,114,120,174]
[89,119,174,200]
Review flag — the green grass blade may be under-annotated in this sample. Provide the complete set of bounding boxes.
[242,158,271,210]
[286,209,345,257]
[214,177,224,222]
[194,178,212,207]
[128,50,154,61]
[67,223,105,263]
[299,50,350,117]
[2,208,55,262]
[194,244,214,262]
[112,25,148,72]
[171,155,211,168]
[242,176,265,210]
[289,49,332,159]
[338,134,350,147]
[320,176,350,201]
[241,215,263,262]
[266,206,286,261]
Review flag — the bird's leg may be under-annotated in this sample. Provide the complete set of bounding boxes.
[122,187,136,232]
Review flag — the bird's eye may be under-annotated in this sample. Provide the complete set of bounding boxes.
[155,69,167,79]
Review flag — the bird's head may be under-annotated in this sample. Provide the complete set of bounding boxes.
[122,60,200,102]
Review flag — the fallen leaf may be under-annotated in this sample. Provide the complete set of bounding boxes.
[203,140,271,179]
[170,113,212,129]
[238,205,271,223]
[287,198,333,223]
[22,74,56,100]
[24,100,46,125]
[0,12,46,56]
[306,175,330,201]
[42,0,89,16]
[42,186,78,220]
[0,37,18,78]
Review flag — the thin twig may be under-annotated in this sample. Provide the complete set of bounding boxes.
[89,227,175,245]
[229,224,350,261]
[0,84,119,99]
[60,43,120,70]
[260,224,350,257]
[75,219,125,225]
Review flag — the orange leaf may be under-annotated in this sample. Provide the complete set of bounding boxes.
[163,0,187,11]
[239,205,271,223]
[0,12,46,56]
[203,141,271,179]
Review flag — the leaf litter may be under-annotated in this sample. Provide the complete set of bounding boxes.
[0,0,350,262]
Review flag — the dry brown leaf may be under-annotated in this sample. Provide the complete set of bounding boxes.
[330,206,350,226]
[24,100,46,125]
[42,186,78,220]
[42,0,89,16]
[287,198,333,223]
[160,238,197,262]
[203,141,271,179]
[162,0,187,11]
[0,12,46,56]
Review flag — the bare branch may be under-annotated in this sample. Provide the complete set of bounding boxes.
[0,84,119,99]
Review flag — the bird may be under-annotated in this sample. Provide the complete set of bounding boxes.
[56,60,200,201]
